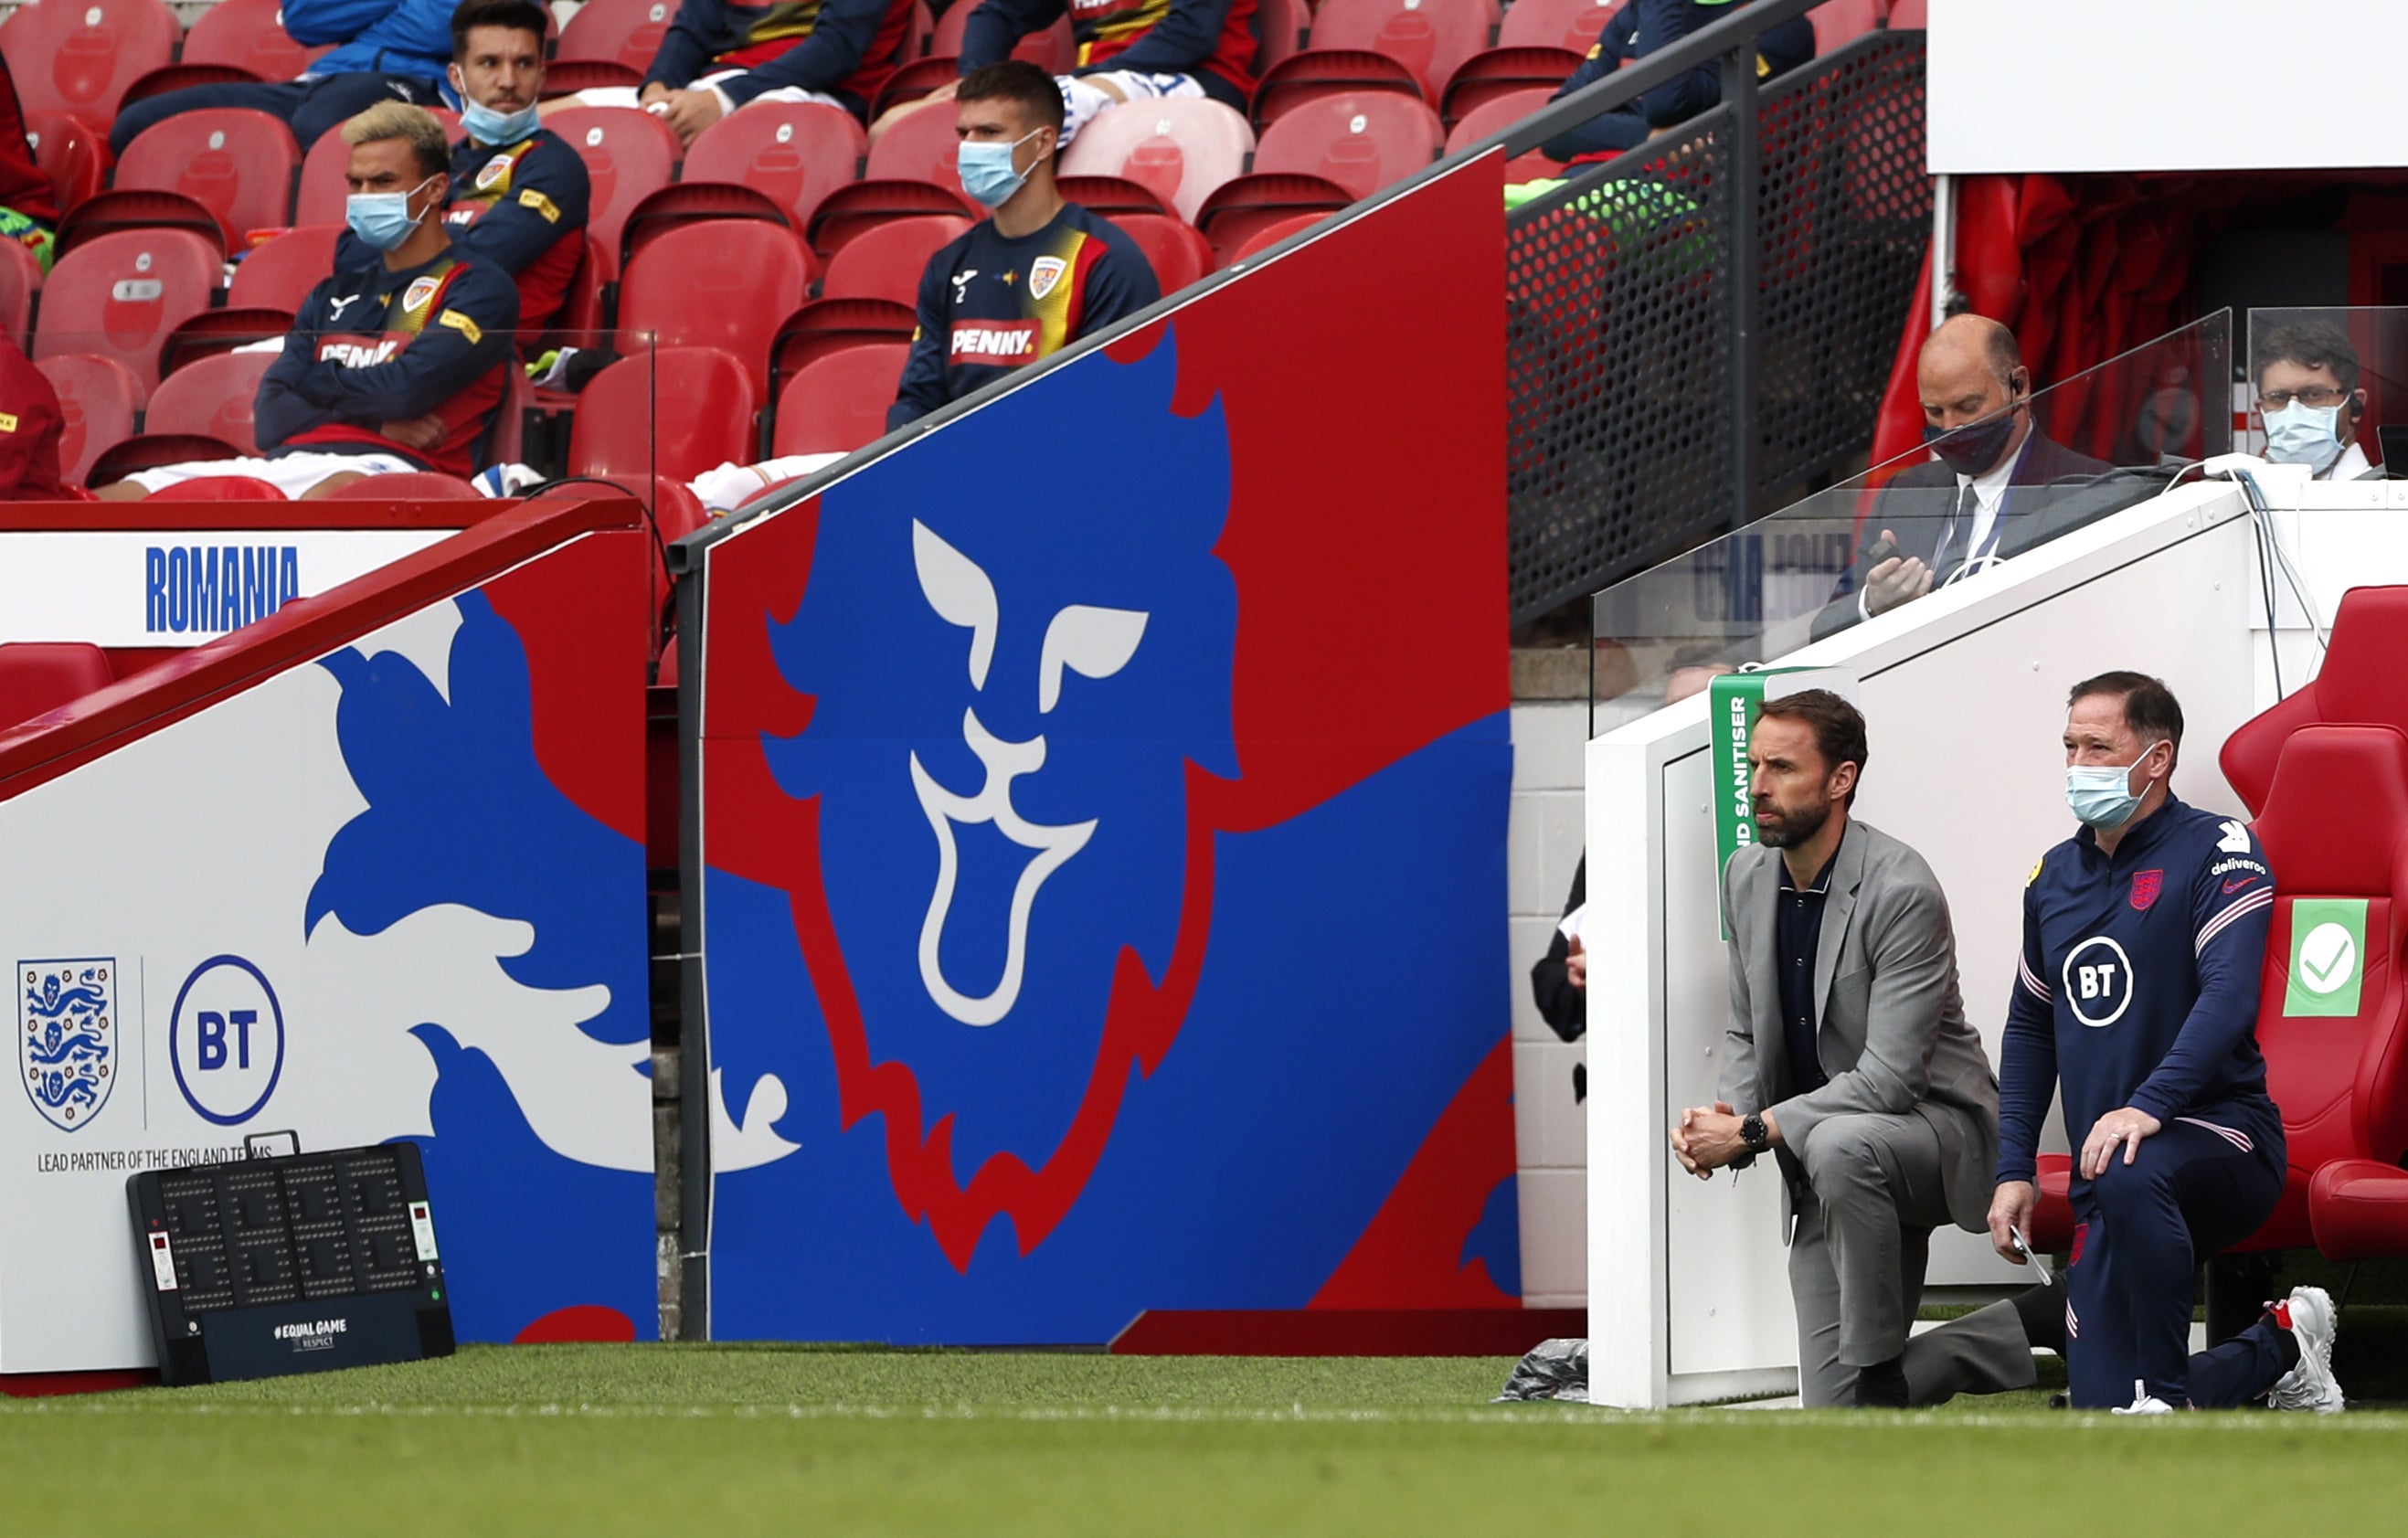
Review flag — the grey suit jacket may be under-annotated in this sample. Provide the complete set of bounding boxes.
[1716,818,2000,1234]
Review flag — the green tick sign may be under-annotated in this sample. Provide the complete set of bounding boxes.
[2285,898,2368,1017]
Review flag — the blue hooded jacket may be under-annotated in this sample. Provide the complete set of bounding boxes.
[284,0,456,87]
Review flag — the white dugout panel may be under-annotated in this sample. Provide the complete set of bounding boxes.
[1583,481,2287,1408]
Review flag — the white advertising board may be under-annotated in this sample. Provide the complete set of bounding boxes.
[0,534,659,1373]
[0,529,453,647]
[1927,0,2408,175]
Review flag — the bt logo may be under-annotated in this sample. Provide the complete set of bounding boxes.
[2061,937,2135,1028]
[168,955,286,1124]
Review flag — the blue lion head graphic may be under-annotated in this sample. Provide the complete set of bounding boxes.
[764,334,1240,1186]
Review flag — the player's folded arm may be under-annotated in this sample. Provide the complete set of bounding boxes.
[1082,0,1236,78]
[959,0,1068,72]
[643,0,734,91]
[723,0,896,103]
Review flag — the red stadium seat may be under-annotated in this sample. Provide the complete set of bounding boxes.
[1251,49,1428,125]
[1439,46,1579,126]
[1884,0,1927,27]
[1444,87,1565,180]
[541,58,644,97]
[806,177,978,259]
[620,181,795,270]
[1257,0,1308,71]
[54,188,224,259]
[34,352,140,486]
[0,239,38,349]
[1446,86,1556,152]
[0,642,112,728]
[546,106,684,283]
[568,345,758,483]
[292,125,353,227]
[1108,212,1210,292]
[772,342,907,457]
[905,0,934,59]
[680,102,865,238]
[1812,0,1882,53]
[91,108,300,247]
[118,64,262,110]
[180,0,328,80]
[873,54,960,118]
[619,220,814,394]
[1054,175,1172,219]
[557,0,675,72]
[2250,726,2408,1257]
[158,308,291,377]
[1059,99,1252,224]
[147,474,286,500]
[1220,208,1323,266]
[818,214,969,304]
[142,350,271,455]
[24,111,107,216]
[930,8,1074,70]
[1305,0,1500,100]
[228,225,341,313]
[320,472,483,500]
[2222,588,2408,815]
[0,0,180,135]
[769,295,915,402]
[1244,91,1444,201]
[33,228,220,397]
[1496,0,1620,55]
[863,99,967,195]
[1193,171,1351,265]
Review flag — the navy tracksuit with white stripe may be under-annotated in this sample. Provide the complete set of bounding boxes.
[2000,796,2292,1408]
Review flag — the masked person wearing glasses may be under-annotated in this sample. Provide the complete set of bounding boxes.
[2254,323,2375,481]
[1812,315,2113,640]
[888,61,1160,430]
[96,103,517,500]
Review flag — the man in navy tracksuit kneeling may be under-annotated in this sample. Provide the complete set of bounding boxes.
[1988,671,2339,1413]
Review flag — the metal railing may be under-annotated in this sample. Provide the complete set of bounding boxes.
[1496,0,1931,624]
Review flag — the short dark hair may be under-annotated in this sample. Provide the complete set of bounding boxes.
[2253,321,2360,398]
[2068,671,2184,760]
[1755,688,1868,805]
[956,59,1065,136]
[451,0,549,60]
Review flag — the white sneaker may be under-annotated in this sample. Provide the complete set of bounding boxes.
[2265,1286,2344,1414]
[2111,1378,2173,1415]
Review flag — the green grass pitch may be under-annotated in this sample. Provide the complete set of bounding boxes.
[5,1345,2408,1535]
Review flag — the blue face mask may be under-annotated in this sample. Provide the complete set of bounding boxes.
[2065,744,2162,830]
[461,98,539,146]
[2264,399,2345,472]
[346,175,438,252]
[959,129,1045,209]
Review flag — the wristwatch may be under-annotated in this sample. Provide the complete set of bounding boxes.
[1740,1114,1770,1157]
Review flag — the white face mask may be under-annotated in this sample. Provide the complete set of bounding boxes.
[2264,398,2344,472]
[2064,743,2162,829]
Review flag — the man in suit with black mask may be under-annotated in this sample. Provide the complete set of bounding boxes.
[1813,315,2114,639]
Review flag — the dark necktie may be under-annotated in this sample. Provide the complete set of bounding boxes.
[1933,481,1978,580]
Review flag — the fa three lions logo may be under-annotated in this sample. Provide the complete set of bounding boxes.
[19,959,115,1131]
[762,334,1237,1267]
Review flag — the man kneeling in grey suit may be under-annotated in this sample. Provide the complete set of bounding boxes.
[1671,690,2000,1407]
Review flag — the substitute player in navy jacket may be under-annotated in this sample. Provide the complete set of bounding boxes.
[1989,673,2318,1413]
[889,62,1159,430]
[336,2,590,338]
[99,103,518,501]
